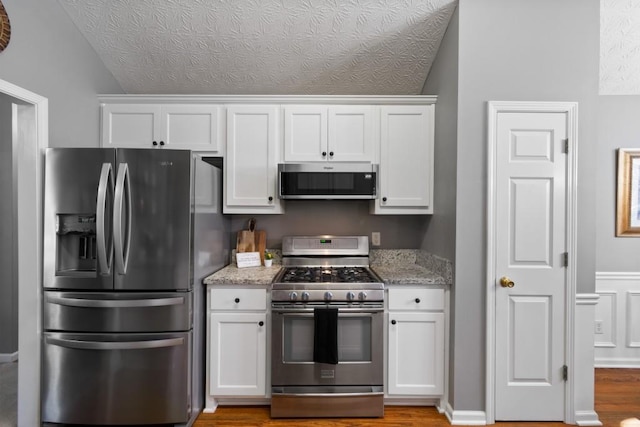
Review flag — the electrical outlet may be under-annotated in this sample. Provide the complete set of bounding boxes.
[371,232,381,246]
[595,320,604,334]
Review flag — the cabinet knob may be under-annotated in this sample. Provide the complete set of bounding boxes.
[322,151,327,157]
[329,151,334,157]
[159,140,165,146]
[259,321,264,327]
[382,197,387,202]
[152,141,158,146]
[268,196,273,202]
[391,320,396,325]
[415,298,421,304]
[234,298,240,303]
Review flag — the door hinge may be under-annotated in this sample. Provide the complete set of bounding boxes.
[562,252,569,267]
[562,365,568,381]
[562,138,569,154]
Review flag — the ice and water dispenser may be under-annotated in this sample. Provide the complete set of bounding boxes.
[55,214,98,275]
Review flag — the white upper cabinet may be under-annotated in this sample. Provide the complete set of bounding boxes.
[224,105,283,214]
[101,103,223,153]
[373,105,435,215]
[284,105,373,162]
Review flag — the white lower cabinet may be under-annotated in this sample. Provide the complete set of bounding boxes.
[206,287,268,410]
[387,287,445,397]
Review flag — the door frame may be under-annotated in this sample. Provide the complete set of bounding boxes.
[485,101,578,424]
[0,78,48,427]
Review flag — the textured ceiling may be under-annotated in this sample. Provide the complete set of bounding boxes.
[601,0,640,94]
[57,0,457,95]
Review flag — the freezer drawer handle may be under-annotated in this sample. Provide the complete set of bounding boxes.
[46,336,185,350]
[46,294,185,308]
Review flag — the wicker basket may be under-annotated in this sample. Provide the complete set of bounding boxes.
[0,1,11,53]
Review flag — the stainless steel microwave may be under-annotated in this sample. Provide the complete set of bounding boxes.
[278,163,377,200]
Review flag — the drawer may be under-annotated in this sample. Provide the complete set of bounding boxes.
[388,288,444,311]
[210,288,267,311]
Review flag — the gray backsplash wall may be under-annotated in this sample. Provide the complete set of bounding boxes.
[229,200,430,250]
[0,96,17,355]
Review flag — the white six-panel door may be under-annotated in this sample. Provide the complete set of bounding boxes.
[492,107,569,421]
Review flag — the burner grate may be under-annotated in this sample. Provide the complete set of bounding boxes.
[281,267,378,284]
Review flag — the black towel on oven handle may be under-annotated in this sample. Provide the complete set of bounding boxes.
[313,307,339,364]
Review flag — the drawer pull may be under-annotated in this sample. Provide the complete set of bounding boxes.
[415,298,421,304]
[391,320,396,325]
[259,321,264,326]
[234,298,240,303]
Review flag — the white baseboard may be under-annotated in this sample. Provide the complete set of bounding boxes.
[0,351,18,363]
[594,358,640,368]
[575,410,603,426]
[444,403,487,425]
[594,272,640,366]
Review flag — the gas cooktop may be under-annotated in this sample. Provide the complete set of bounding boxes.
[271,236,384,303]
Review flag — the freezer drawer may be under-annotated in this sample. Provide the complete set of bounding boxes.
[42,331,191,425]
[44,291,192,333]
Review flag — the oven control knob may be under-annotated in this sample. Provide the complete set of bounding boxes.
[358,291,367,301]
[324,291,333,301]
[346,291,356,301]
[289,292,298,301]
[301,291,310,301]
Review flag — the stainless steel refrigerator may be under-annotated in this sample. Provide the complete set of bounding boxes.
[41,148,229,426]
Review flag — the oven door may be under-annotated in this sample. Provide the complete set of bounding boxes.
[271,304,383,387]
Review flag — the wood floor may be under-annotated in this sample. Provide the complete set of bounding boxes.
[194,368,640,427]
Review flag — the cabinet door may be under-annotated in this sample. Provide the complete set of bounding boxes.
[328,106,373,162]
[283,105,327,162]
[101,104,162,148]
[161,105,223,153]
[209,312,267,396]
[225,105,283,213]
[387,311,444,395]
[376,105,434,214]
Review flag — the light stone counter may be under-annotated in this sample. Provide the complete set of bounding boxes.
[203,264,282,286]
[370,249,452,286]
[203,249,452,287]
[371,263,446,285]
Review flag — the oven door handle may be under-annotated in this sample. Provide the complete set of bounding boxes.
[271,308,383,314]
[273,391,384,397]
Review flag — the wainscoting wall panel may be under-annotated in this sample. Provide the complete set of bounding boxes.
[595,273,640,367]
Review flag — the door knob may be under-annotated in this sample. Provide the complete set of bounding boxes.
[500,276,515,288]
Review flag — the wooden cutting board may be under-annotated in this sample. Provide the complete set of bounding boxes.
[236,230,255,253]
[236,219,268,264]
[254,230,266,264]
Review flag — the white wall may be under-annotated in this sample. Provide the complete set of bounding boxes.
[0,0,122,147]
[451,0,600,412]
[596,96,640,272]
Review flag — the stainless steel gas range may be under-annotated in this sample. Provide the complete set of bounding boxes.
[270,235,384,418]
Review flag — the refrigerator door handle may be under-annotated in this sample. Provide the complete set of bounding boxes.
[46,294,185,308]
[96,163,114,276]
[46,336,185,351]
[114,163,132,275]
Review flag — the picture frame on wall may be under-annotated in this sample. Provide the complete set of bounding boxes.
[616,148,640,236]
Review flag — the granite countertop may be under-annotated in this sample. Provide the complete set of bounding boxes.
[370,263,446,286]
[203,264,282,286]
[203,249,452,287]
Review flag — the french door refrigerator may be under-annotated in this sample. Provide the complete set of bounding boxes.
[41,148,229,426]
